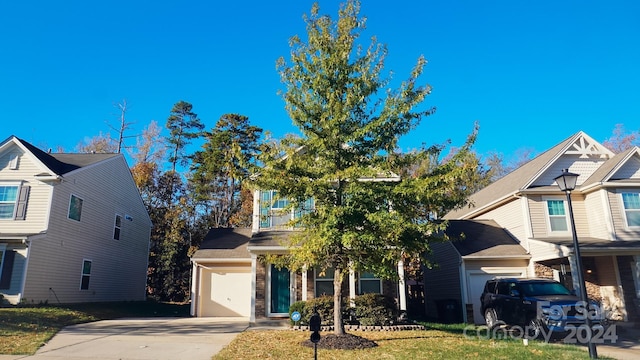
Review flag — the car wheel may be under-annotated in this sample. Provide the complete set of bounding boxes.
[526,319,543,339]
[485,309,500,329]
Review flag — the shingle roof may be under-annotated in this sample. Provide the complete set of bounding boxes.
[445,131,612,219]
[191,228,252,259]
[445,219,528,257]
[10,136,119,175]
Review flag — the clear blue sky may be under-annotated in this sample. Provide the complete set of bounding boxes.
[2,0,639,164]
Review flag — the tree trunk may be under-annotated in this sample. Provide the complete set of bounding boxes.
[333,267,345,335]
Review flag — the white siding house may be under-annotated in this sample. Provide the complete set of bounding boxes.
[0,135,152,305]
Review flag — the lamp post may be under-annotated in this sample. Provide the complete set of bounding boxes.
[554,169,597,359]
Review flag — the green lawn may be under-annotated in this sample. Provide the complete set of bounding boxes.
[0,306,610,359]
[0,301,189,355]
[213,323,606,360]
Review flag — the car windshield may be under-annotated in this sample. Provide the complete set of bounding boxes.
[520,282,572,296]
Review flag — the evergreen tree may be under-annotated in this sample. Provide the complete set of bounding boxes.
[166,101,204,172]
[190,114,262,228]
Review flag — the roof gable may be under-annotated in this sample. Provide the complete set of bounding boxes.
[445,131,615,219]
[0,135,119,176]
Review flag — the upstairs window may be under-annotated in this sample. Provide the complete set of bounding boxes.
[68,195,83,221]
[621,192,640,228]
[546,199,568,232]
[0,186,18,219]
[113,214,122,240]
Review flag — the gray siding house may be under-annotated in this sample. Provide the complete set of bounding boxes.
[427,131,640,324]
[0,135,152,305]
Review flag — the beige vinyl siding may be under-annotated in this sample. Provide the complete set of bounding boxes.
[0,146,52,233]
[609,190,640,241]
[22,156,151,303]
[528,194,590,239]
[570,194,590,239]
[584,190,614,240]
[528,195,546,238]
[528,239,568,262]
[423,242,462,319]
[474,198,527,241]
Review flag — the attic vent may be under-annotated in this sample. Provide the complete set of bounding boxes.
[9,153,18,169]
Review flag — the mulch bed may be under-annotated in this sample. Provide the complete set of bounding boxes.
[302,333,378,350]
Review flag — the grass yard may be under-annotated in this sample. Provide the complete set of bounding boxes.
[213,324,602,360]
[0,301,189,355]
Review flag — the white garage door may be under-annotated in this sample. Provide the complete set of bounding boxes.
[200,267,251,317]
[467,270,526,324]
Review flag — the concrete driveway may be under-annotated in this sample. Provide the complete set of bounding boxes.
[3,317,249,360]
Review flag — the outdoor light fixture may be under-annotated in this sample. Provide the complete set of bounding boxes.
[553,169,597,359]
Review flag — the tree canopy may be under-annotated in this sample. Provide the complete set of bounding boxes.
[256,0,481,335]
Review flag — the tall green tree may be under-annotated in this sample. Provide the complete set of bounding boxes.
[190,114,262,228]
[257,0,479,335]
[166,101,204,172]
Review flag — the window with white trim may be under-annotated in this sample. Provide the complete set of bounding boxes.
[0,185,18,219]
[113,214,122,240]
[314,268,334,297]
[80,259,92,290]
[68,195,83,221]
[621,192,640,228]
[546,199,569,232]
[359,272,382,294]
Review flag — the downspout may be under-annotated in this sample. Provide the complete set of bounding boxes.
[459,258,468,323]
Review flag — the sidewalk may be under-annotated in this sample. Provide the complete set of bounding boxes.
[593,323,640,360]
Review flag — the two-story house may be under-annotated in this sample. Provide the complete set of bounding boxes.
[0,135,152,305]
[425,131,640,325]
[190,189,407,322]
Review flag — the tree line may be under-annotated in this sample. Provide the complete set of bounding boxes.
[68,0,639,307]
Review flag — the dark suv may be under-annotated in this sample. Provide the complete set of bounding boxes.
[480,278,603,338]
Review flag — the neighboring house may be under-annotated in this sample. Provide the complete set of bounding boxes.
[426,131,640,324]
[0,135,152,305]
[190,189,406,322]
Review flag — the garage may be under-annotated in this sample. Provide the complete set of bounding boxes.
[198,265,251,317]
[465,267,528,324]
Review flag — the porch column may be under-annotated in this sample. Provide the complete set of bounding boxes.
[302,265,308,301]
[568,255,581,293]
[349,266,356,307]
[398,259,407,312]
[250,254,258,323]
[190,262,198,316]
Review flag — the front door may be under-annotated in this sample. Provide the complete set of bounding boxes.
[270,264,291,315]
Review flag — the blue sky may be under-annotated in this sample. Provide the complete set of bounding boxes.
[2,0,639,165]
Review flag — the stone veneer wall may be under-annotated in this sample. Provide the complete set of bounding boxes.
[255,260,266,319]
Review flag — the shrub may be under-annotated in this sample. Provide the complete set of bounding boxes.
[289,301,306,325]
[353,293,397,326]
[304,295,334,325]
